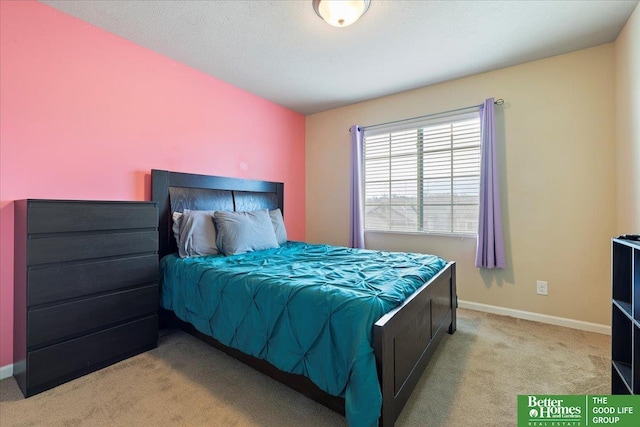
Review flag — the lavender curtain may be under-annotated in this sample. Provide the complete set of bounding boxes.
[475,98,506,269]
[349,125,365,248]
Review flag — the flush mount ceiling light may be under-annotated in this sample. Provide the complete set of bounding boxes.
[313,0,371,28]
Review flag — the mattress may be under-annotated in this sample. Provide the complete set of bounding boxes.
[160,241,446,427]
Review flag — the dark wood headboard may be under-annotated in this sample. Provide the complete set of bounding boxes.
[151,169,284,258]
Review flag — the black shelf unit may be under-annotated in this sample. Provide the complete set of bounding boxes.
[611,237,640,394]
[13,200,160,397]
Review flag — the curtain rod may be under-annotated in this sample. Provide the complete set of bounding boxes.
[354,98,504,133]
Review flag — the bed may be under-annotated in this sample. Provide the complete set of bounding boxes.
[151,169,457,427]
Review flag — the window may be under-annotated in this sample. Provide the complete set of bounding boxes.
[363,112,481,235]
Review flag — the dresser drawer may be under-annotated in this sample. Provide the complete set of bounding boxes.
[27,201,157,233]
[27,315,158,389]
[28,255,158,306]
[28,231,158,265]
[28,284,159,348]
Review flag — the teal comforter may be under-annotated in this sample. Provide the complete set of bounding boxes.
[160,241,446,427]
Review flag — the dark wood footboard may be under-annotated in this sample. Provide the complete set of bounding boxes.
[374,261,456,426]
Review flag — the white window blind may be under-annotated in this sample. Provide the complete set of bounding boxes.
[363,111,481,235]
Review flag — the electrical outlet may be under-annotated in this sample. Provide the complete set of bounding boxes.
[536,280,548,296]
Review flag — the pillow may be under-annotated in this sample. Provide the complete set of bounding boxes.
[176,209,219,258]
[172,212,183,244]
[214,209,279,256]
[269,209,287,245]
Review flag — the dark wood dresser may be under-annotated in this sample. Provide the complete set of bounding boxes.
[13,199,159,397]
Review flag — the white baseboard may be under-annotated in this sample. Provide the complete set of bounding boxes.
[458,300,611,335]
[0,363,13,380]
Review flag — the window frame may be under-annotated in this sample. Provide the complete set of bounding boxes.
[362,110,481,237]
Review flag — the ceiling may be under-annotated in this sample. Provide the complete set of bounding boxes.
[41,0,638,115]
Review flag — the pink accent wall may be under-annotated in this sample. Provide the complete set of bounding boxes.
[0,1,306,367]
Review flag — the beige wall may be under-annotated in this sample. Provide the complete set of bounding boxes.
[306,44,617,326]
[615,3,640,234]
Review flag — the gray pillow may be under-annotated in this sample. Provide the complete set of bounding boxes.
[214,209,279,256]
[269,209,287,245]
[176,209,218,258]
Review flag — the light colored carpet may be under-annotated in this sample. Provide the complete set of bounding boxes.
[0,309,610,426]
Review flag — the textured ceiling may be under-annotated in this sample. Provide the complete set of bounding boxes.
[41,0,638,115]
